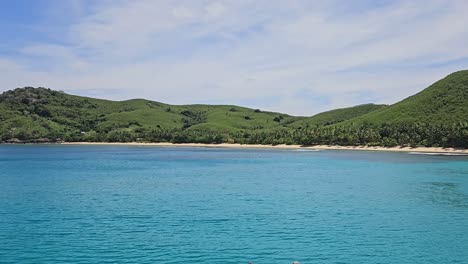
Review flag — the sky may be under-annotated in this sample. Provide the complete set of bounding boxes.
[1,0,467,115]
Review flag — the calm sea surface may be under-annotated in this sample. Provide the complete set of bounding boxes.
[0,145,467,264]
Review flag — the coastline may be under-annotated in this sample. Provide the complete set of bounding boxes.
[57,142,468,154]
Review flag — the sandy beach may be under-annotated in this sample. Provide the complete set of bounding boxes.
[60,142,468,154]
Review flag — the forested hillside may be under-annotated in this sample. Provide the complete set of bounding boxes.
[1,70,467,148]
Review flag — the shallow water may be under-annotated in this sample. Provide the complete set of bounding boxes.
[0,145,467,263]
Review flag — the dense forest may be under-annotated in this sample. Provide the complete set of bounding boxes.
[1,70,467,148]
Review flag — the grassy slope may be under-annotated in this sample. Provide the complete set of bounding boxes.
[0,88,295,137]
[289,104,387,128]
[346,70,468,125]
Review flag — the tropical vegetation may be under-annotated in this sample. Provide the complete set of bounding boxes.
[1,70,467,148]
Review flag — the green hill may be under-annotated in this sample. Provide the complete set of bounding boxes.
[0,70,467,147]
[0,87,298,141]
[290,103,387,127]
[347,70,468,125]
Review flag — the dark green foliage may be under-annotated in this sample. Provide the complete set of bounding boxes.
[1,70,467,148]
[180,110,207,129]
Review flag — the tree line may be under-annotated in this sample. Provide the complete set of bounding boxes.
[6,121,463,148]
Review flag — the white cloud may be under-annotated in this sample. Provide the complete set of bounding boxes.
[172,6,194,20]
[205,2,226,18]
[1,0,468,115]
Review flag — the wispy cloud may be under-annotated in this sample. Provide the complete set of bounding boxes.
[1,0,467,115]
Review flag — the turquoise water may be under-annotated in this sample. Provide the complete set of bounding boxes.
[0,146,467,264]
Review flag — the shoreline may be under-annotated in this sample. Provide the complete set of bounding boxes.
[55,142,468,154]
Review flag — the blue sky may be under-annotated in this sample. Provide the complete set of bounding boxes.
[1,0,467,115]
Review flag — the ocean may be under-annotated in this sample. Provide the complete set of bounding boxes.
[1,145,467,263]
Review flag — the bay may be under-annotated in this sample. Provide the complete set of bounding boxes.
[0,145,467,263]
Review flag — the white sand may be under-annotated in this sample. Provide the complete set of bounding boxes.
[60,142,468,154]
